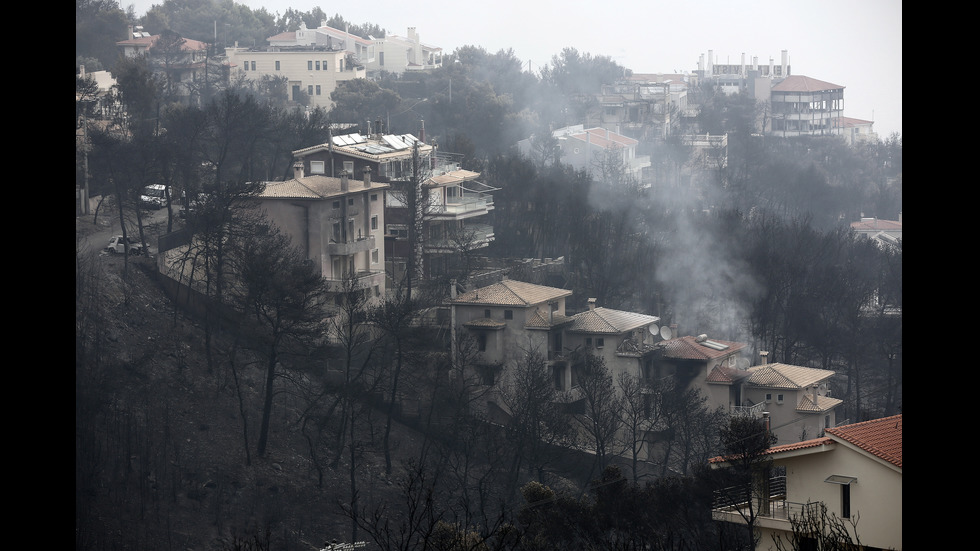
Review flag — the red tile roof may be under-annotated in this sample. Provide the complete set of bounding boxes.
[661,335,746,361]
[850,218,902,232]
[771,75,844,93]
[709,437,833,463]
[452,279,571,307]
[825,414,902,468]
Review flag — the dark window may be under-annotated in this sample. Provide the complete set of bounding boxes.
[275,61,280,70]
[484,309,491,318]
[841,484,851,518]
[596,338,604,349]
[308,60,313,70]
[504,310,513,320]
[478,333,487,352]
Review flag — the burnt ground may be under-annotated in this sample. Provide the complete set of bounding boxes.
[75,212,434,550]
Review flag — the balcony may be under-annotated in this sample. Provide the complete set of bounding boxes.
[423,223,494,253]
[429,196,493,220]
[732,402,766,417]
[325,270,385,293]
[326,235,375,256]
[711,476,812,529]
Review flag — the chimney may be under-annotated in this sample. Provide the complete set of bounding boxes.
[670,323,678,338]
[419,119,425,143]
[759,350,769,365]
[762,411,771,437]
[293,160,305,179]
[781,50,788,76]
[362,166,372,187]
[340,169,349,192]
[588,298,597,311]
[812,385,818,405]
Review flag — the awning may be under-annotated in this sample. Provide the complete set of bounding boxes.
[824,475,857,485]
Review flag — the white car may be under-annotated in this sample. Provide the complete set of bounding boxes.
[105,235,145,256]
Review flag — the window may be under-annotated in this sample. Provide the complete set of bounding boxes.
[322,60,328,71]
[243,61,248,71]
[484,309,491,318]
[766,393,773,403]
[347,198,354,206]
[275,60,280,71]
[379,52,384,66]
[316,85,321,95]
[841,484,851,518]
[344,161,354,175]
[370,193,378,202]
[340,58,345,71]
[504,310,513,320]
[332,201,341,209]
[371,249,379,264]
[553,365,564,390]
[308,85,313,96]
[251,61,255,71]
[777,394,784,404]
[585,337,593,349]
[315,61,320,70]
[596,338,604,349]
[332,222,341,241]
[371,215,378,230]
[310,161,325,174]
[478,333,487,352]
[308,60,313,70]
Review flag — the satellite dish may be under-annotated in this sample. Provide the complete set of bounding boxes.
[737,357,750,370]
[660,325,673,340]
[649,324,660,336]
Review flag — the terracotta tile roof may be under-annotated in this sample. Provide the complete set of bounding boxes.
[771,75,844,93]
[709,437,834,464]
[524,309,573,329]
[257,176,388,199]
[452,279,571,307]
[568,307,659,334]
[825,414,902,468]
[850,218,902,232]
[267,31,296,42]
[116,34,208,52]
[796,393,844,413]
[707,364,750,384]
[462,318,506,329]
[661,336,747,361]
[746,363,834,389]
[568,127,639,149]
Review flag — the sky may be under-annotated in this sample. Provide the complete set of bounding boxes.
[124,0,902,138]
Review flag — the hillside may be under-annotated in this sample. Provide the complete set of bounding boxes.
[75,218,434,550]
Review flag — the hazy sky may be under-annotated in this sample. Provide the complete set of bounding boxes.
[124,0,902,137]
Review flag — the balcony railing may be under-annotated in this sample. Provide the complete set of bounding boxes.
[732,402,766,417]
[325,270,385,293]
[712,476,807,523]
[326,235,375,256]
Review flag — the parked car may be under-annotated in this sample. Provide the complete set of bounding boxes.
[106,235,144,256]
[140,184,169,209]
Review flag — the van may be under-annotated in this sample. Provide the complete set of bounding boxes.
[140,184,169,209]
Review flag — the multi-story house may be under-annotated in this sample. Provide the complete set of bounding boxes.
[367,27,443,76]
[742,361,843,444]
[697,49,792,96]
[651,335,841,443]
[267,22,375,67]
[449,281,663,415]
[224,40,366,110]
[710,414,902,551]
[560,298,661,391]
[765,75,844,138]
[251,161,389,304]
[449,278,574,415]
[834,116,877,145]
[517,125,651,186]
[116,26,210,104]
[292,130,496,282]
